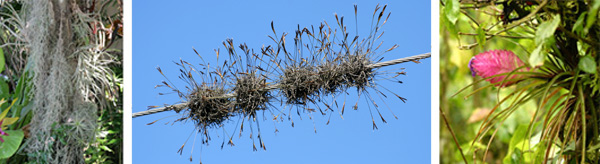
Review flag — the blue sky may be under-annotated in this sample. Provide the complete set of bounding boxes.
[132,0,431,163]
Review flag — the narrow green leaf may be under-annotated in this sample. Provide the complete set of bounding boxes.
[0,105,9,120]
[579,55,597,74]
[107,139,118,145]
[0,130,24,159]
[476,25,486,49]
[585,0,600,33]
[0,48,4,73]
[445,0,460,24]
[1,117,18,127]
[100,146,113,152]
[535,14,560,46]
[572,12,587,35]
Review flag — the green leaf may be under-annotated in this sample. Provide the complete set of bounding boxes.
[0,130,24,159]
[510,148,524,164]
[107,139,118,145]
[503,125,530,164]
[100,146,113,152]
[529,45,545,67]
[579,55,597,74]
[585,0,600,33]
[0,98,18,120]
[0,48,4,73]
[572,12,587,35]
[0,105,9,120]
[0,79,8,99]
[445,0,460,24]
[534,140,548,163]
[1,117,18,127]
[442,9,458,37]
[588,142,600,152]
[476,25,486,49]
[535,14,560,46]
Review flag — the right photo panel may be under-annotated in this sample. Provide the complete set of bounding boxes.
[439,0,599,164]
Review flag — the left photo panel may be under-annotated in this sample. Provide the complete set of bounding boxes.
[0,1,123,163]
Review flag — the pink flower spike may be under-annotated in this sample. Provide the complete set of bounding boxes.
[469,50,530,87]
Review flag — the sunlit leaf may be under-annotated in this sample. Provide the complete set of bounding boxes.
[503,125,529,164]
[445,0,460,24]
[535,14,560,46]
[441,8,457,37]
[579,55,597,74]
[0,130,24,159]
[100,145,113,152]
[528,45,544,67]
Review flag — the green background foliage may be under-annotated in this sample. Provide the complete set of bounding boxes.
[440,0,600,163]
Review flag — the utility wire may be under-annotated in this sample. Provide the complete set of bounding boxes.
[132,52,431,118]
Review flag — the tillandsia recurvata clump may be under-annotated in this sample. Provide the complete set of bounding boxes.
[340,53,376,92]
[150,4,414,163]
[441,0,599,163]
[233,72,273,118]
[280,64,321,105]
[185,85,232,131]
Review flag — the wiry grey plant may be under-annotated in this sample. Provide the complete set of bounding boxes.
[0,0,121,163]
[0,3,28,79]
[138,4,430,163]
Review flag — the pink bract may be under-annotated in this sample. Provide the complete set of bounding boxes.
[469,50,530,87]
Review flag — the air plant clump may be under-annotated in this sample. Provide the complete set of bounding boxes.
[153,59,235,132]
[182,85,233,130]
[339,53,375,92]
[233,72,273,118]
[279,64,321,105]
[312,54,375,95]
[316,61,345,95]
